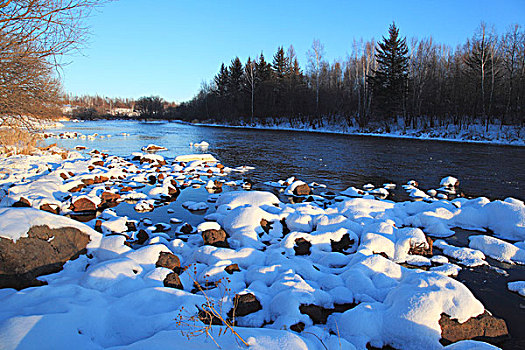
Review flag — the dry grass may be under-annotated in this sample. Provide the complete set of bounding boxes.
[175,264,248,348]
[0,127,42,156]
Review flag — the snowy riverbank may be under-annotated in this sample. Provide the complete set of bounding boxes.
[191,120,525,147]
[0,146,524,349]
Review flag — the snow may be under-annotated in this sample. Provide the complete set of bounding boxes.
[507,281,525,296]
[0,146,520,350]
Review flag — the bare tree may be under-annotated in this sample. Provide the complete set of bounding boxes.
[244,57,256,123]
[307,39,324,114]
[0,0,107,131]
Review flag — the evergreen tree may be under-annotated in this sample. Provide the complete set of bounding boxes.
[227,57,244,94]
[255,52,271,82]
[370,22,409,120]
[272,46,287,81]
[214,63,229,97]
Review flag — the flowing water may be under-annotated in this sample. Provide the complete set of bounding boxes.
[48,120,524,200]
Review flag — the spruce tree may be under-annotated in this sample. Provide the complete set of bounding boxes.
[370,22,409,120]
[272,46,287,81]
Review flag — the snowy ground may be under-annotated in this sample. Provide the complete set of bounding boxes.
[194,119,525,147]
[0,144,524,350]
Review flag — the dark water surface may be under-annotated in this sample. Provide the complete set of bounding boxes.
[49,120,524,200]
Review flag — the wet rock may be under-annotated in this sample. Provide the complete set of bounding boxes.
[135,229,149,245]
[0,225,90,290]
[163,272,183,290]
[293,183,312,196]
[331,233,355,253]
[155,252,181,271]
[439,312,509,344]
[39,203,60,215]
[202,229,229,248]
[294,238,311,255]
[224,263,240,274]
[72,197,97,212]
[228,293,262,318]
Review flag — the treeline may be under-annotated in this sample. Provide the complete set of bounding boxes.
[66,95,177,120]
[175,22,525,130]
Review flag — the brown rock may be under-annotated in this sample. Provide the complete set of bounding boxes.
[293,183,311,196]
[294,238,311,255]
[69,184,85,193]
[299,303,357,325]
[331,233,355,253]
[94,219,103,233]
[163,272,183,289]
[228,293,262,318]
[224,263,240,274]
[439,312,509,344]
[81,178,95,186]
[100,191,121,206]
[94,175,109,183]
[135,229,149,245]
[13,197,31,207]
[40,203,60,215]
[260,219,272,234]
[156,252,181,271]
[125,221,137,232]
[91,160,104,167]
[202,229,229,248]
[120,186,132,193]
[60,172,69,180]
[0,225,90,290]
[72,197,97,212]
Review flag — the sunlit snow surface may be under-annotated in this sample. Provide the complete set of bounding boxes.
[0,145,524,350]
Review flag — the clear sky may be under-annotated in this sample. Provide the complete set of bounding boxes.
[62,0,525,103]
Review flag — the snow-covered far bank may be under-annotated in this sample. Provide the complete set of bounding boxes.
[0,146,523,349]
[190,119,525,147]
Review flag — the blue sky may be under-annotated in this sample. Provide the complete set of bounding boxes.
[62,0,525,103]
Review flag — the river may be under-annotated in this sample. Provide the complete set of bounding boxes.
[47,119,524,200]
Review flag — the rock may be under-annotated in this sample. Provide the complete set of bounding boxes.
[125,221,137,232]
[198,309,224,326]
[294,238,311,255]
[135,229,149,245]
[81,178,95,186]
[228,293,262,318]
[39,203,60,215]
[100,191,121,206]
[120,186,132,193]
[0,225,90,290]
[180,223,194,235]
[281,218,290,236]
[202,229,229,248]
[439,312,509,344]
[299,303,357,325]
[290,322,305,333]
[260,219,272,234]
[163,272,183,290]
[91,160,104,167]
[72,197,97,212]
[293,183,311,196]
[331,233,355,253]
[299,304,331,324]
[94,219,103,233]
[155,252,180,271]
[69,184,85,193]
[12,197,31,207]
[224,263,240,274]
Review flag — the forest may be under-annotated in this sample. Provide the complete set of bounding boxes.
[175,23,525,131]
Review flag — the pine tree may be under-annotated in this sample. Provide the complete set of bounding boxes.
[214,63,229,97]
[227,57,244,94]
[255,52,271,82]
[272,46,287,81]
[370,22,409,120]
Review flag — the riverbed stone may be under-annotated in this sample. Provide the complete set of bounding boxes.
[228,293,262,318]
[0,225,90,290]
[202,229,229,248]
[439,312,509,344]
